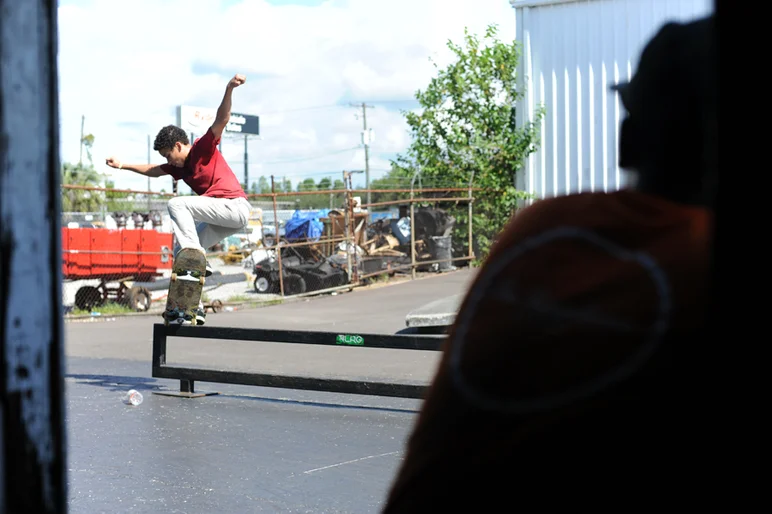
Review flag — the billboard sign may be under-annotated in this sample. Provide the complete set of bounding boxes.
[177,105,260,136]
[227,112,260,135]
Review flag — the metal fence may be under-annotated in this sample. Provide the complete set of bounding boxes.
[60,180,478,316]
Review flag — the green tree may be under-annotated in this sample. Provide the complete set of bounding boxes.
[369,167,413,206]
[326,179,347,210]
[257,176,271,194]
[295,178,312,208]
[61,133,105,212]
[104,179,133,212]
[80,133,95,165]
[61,162,104,212]
[293,177,334,209]
[392,24,544,260]
[317,177,332,191]
[297,178,316,192]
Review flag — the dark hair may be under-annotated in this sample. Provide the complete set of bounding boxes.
[153,125,189,151]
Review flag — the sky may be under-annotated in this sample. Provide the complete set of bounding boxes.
[57,0,517,194]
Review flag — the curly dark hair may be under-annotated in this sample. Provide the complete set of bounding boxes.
[153,125,189,151]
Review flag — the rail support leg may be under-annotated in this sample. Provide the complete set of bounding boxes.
[153,379,219,399]
[181,379,194,393]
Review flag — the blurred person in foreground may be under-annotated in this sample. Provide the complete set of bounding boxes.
[382,13,716,512]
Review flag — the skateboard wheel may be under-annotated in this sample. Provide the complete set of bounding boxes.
[199,277,205,286]
[171,272,177,281]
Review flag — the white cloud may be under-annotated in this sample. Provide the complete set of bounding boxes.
[57,0,516,194]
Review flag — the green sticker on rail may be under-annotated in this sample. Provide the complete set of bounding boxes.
[336,334,364,346]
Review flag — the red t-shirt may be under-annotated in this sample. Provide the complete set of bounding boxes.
[161,128,247,199]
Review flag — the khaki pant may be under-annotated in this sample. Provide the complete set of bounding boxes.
[167,195,252,255]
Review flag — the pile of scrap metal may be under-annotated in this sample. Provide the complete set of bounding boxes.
[357,207,456,276]
[248,242,349,295]
[246,209,349,295]
[245,206,458,293]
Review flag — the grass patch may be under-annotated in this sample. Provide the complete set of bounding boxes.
[229,298,284,309]
[257,298,284,307]
[361,272,394,285]
[373,272,392,283]
[227,294,251,303]
[69,302,134,316]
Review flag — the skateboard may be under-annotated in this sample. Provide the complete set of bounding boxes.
[163,248,206,325]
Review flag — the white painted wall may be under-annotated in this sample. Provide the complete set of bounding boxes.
[512,0,714,199]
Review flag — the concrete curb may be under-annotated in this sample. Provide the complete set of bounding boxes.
[63,297,295,322]
[404,293,464,329]
[63,268,473,323]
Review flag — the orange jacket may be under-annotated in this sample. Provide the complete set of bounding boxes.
[383,190,712,512]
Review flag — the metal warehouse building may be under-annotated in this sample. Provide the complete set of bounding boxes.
[511,0,713,199]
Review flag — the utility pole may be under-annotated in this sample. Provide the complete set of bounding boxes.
[350,102,374,213]
[147,134,152,211]
[329,175,334,210]
[244,134,249,192]
[79,114,85,166]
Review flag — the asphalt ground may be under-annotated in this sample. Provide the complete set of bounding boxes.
[64,269,476,513]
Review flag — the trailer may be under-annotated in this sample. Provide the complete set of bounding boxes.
[62,227,173,311]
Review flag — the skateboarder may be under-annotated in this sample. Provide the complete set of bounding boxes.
[106,73,252,324]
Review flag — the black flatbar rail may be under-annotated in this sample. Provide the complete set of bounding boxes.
[152,324,446,399]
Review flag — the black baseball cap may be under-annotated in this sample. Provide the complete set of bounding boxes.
[611,14,716,121]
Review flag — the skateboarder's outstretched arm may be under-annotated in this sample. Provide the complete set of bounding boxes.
[210,74,246,141]
[104,159,166,177]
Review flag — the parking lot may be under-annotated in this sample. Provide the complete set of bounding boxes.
[65,269,475,513]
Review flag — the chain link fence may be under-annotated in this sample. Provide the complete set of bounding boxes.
[61,182,477,317]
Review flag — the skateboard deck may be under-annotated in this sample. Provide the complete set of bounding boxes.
[163,248,206,325]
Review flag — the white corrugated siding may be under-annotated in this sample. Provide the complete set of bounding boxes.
[512,0,713,199]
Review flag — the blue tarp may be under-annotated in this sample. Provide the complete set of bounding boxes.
[370,210,398,222]
[284,209,330,242]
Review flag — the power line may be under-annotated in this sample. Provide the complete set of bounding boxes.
[370,99,419,105]
[242,170,349,183]
[259,104,340,116]
[267,170,345,179]
[261,146,359,165]
[259,101,415,116]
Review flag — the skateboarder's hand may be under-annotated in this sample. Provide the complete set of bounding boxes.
[227,74,246,89]
[105,156,122,169]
